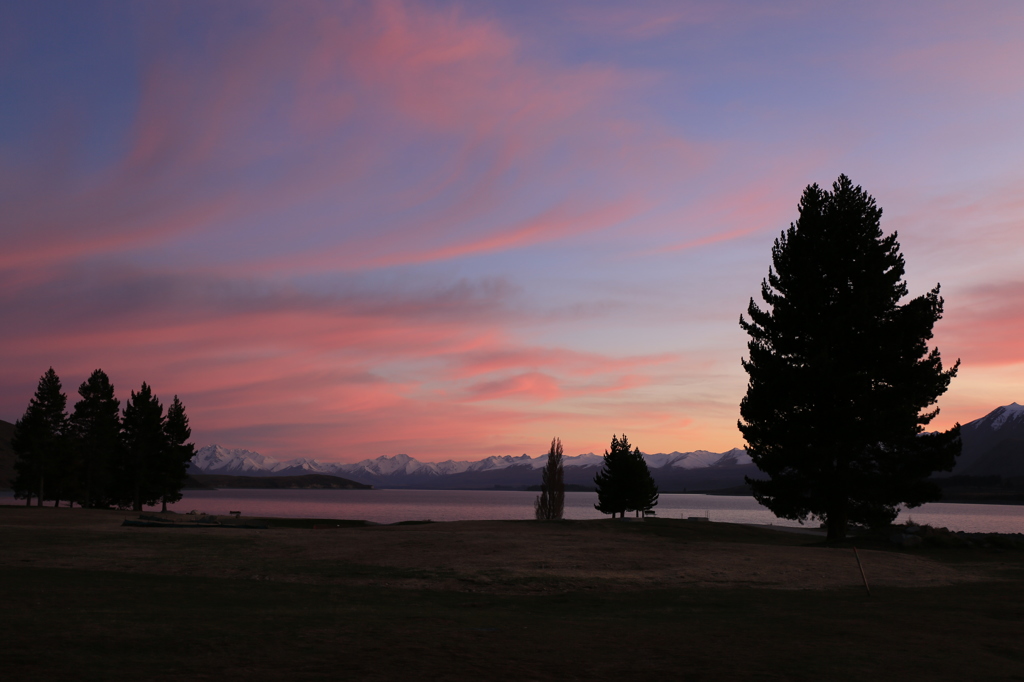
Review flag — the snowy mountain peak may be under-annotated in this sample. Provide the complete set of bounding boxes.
[347,453,434,476]
[563,452,603,467]
[193,444,280,473]
[984,403,1024,430]
[471,454,537,471]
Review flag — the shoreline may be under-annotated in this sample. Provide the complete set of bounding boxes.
[5,486,1024,506]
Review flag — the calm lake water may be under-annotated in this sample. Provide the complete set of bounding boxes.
[3,489,1022,533]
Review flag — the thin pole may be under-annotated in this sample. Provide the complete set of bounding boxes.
[853,547,871,597]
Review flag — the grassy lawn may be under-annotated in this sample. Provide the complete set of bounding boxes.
[2,508,1023,681]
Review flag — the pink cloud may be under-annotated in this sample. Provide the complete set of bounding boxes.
[858,5,1024,99]
[0,259,717,459]
[938,280,1024,367]
[562,0,805,41]
[465,372,563,402]
[297,197,650,272]
[448,346,677,382]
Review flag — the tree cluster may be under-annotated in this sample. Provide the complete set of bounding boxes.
[534,437,565,520]
[739,175,960,540]
[11,367,196,511]
[594,434,659,518]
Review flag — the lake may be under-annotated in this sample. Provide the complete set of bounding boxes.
[2,488,1022,533]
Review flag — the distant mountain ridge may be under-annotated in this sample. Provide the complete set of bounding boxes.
[189,473,373,490]
[189,403,1024,491]
[5,405,1015,492]
[189,444,754,491]
[955,402,1024,477]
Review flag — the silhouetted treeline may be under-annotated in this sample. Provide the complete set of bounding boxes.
[11,368,195,511]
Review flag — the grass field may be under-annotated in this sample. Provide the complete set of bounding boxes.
[2,506,1023,681]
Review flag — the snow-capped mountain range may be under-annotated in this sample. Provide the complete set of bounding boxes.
[189,445,753,490]
[188,403,1024,489]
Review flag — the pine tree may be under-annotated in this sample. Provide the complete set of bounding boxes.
[624,446,659,517]
[120,383,166,511]
[11,368,68,506]
[739,175,960,540]
[594,434,633,518]
[160,395,195,512]
[534,437,565,520]
[69,369,122,509]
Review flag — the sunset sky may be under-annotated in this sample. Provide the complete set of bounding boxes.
[3,1,1023,461]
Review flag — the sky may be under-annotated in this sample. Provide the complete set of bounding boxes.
[3,0,1023,462]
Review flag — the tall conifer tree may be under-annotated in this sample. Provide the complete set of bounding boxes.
[739,175,960,540]
[121,383,166,511]
[70,369,121,508]
[160,395,195,512]
[11,368,68,506]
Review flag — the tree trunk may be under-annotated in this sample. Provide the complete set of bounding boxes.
[161,497,167,513]
[133,449,141,511]
[826,504,848,541]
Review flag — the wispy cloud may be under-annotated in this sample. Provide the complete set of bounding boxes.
[940,280,1024,367]
[3,0,1023,460]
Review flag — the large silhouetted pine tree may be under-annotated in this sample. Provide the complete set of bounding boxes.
[11,368,68,506]
[70,369,122,508]
[534,437,565,520]
[739,175,960,540]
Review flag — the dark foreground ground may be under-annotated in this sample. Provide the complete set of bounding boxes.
[2,506,1023,681]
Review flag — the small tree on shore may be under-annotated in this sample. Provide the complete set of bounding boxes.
[535,437,565,520]
[625,447,659,517]
[594,434,631,518]
[595,434,659,518]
